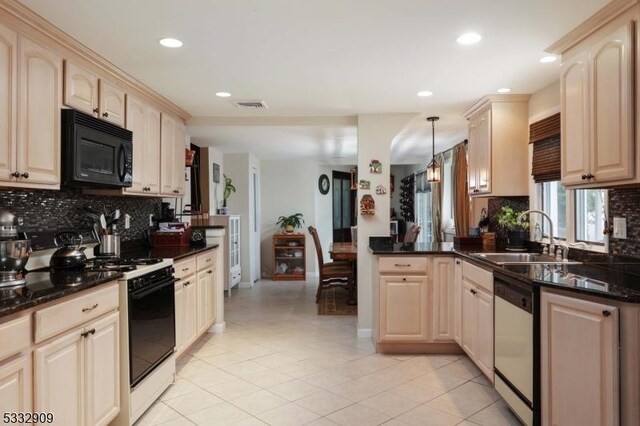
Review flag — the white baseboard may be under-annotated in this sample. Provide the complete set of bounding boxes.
[357,328,372,338]
[211,322,226,333]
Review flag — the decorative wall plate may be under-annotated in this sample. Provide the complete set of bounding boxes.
[360,194,375,215]
[375,185,387,195]
[359,180,371,190]
[369,160,382,173]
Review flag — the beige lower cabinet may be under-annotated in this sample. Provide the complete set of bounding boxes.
[431,257,455,342]
[0,353,32,415]
[460,260,494,381]
[453,259,463,345]
[174,251,218,358]
[541,290,619,426]
[379,275,430,342]
[34,310,119,426]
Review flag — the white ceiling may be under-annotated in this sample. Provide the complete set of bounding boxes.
[21,0,609,161]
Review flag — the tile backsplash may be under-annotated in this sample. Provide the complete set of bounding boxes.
[608,188,640,257]
[0,188,161,241]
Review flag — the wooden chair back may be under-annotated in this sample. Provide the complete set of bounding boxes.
[308,226,325,266]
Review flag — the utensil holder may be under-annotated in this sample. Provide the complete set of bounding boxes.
[99,234,121,257]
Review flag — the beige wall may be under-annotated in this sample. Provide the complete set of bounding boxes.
[356,113,418,335]
[529,80,560,123]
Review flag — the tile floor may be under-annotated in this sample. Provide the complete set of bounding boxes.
[136,279,521,426]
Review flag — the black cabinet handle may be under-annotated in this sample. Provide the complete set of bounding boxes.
[102,112,109,118]
[470,289,477,295]
[11,171,20,178]
[456,260,461,265]
[602,310,611,317]
[93,108,99,114]
[21,172,29,179]
[587,173,594,179]
[581,174,588,180]
[81,328,95,338]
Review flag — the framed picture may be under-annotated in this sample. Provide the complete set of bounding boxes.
[212,163,220,183]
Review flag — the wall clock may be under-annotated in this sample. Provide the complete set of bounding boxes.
[318,174,330,194]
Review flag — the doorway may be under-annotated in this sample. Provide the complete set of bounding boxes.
[332,171,356,242]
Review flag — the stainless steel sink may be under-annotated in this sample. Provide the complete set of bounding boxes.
[563,273,609,291]
[471,252,582,265]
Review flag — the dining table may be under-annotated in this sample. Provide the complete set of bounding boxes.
[328,242,358,305]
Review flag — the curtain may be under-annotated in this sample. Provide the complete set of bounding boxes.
[430,153,445,242]
[452,142,470,236]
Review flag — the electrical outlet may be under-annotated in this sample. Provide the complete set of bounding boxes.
[149,214,154,227]
[613,217,627,239]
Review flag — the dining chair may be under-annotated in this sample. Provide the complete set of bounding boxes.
[308,226,354,303]
[404,224,422,243]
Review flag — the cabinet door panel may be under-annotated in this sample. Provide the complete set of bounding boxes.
[561,51,590,185]
[589,22,634,183]
[18,36,61,186]
[475,288,494,382]
[467,118,477,193]
[0,24,17,182]
[125,95,146,193]
[63,61,98,115]
[85,311,119,426]
[196,270,209,335]
[98,80,125,127]
[432,257,455,341]
[174,121,186,195]
[35,328,84,426]
[160,114,176,195]
[541,291,619,426]
[208,268,216,324]
[0,353,32,415]
[453,259,462,345]
[476,109,491,193]
[183,279,198,348]
[379,276,429,342]
[145,106,161,194]
[461,280,477,358]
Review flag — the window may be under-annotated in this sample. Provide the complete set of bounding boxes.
[415,190,433,243]
[535,181,607,252]
[575,189,605,245]
[540,181,567,239]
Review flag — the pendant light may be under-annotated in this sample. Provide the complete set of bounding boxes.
[426,116,441,182]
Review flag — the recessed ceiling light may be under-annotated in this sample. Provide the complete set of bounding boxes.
[456,32,482,45]
[158,38,183,48]
[497,87,512,93]
[417,91,433,97]
[215,92,231,98]
[540,55,558,63]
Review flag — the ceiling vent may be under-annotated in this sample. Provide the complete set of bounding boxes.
[235,100,268,109]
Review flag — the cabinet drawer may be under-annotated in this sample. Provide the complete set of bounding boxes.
[462,261,493,293]
[175,258,197,280]
[0,314,31,360]
[378,257,428,274]
[196,250,215,271]
[34,283,118,343]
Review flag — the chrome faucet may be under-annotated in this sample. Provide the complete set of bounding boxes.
[517,209,561,258]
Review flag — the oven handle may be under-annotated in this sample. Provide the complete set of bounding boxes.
[130,277,179,300]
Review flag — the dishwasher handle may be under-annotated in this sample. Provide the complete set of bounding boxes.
[494,276,533,314]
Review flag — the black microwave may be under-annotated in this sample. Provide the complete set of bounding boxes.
[62,109,133,188]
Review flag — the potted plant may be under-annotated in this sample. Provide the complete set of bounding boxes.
[219,174,235,215]
[276,213,305,233]
[494,206,530,249]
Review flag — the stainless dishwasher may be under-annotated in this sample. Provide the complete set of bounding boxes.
[494,272,539,426]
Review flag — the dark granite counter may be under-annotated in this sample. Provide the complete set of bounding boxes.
[368,240,640,303]
[0,270,123,318]
[190,225,225,230]
[121,244,219,261]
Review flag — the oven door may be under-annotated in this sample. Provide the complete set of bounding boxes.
[128,277,177,388]
[73,125,132,187]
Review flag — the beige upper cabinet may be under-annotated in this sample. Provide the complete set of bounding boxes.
[557,17,636,188]
[0,24,17,184]
[160,113,177,195]
[63,61,126,127]
[463,95,530,197]
[98,80,125,127]
[125,95,160,195]
[63,61,99,116]
[541,290,619,426]
[17,36,62,187]
[174,120,186,196]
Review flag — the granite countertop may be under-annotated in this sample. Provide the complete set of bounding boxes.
[0,270,123,318]
[122,243,219,261]
[190,225,225,230]
[368,240,640,303]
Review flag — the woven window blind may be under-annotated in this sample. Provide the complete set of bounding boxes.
[530,113,561,183]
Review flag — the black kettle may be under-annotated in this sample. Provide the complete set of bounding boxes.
[50,232,87,270]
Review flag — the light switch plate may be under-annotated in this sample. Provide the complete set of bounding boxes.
[613,217,627,239]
